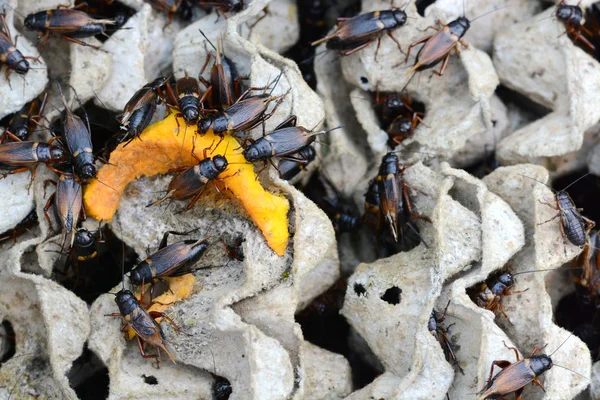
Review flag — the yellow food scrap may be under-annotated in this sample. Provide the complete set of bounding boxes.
[84,113,290,255]
[125,275,195,340]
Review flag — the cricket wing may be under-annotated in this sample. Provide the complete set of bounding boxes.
[478,361,535,400]
[147,240,206,278]
[408,30,457,74]
[120,89,156,125]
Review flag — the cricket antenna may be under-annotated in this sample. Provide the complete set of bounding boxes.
[268,68,286,95]
[216,138,230,156]
[90,86,110,113]
[520,172,593,194]
[309,117,325,131]
[561,172,592,191]
[550,332,573,357]
[518,174,556,193]
[389,148,440,157]
[512,268,565,276]
[198,29,217,52]
[537,14,556,24]
[553,364,591,381]
[116,216,125,291]
[407,220,429,247]
[298,49,329,65]
[471,5,514,23]
[93,177,118,192]
[1,2,26,19]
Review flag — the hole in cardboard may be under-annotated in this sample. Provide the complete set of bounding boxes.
[380,286,401,305]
